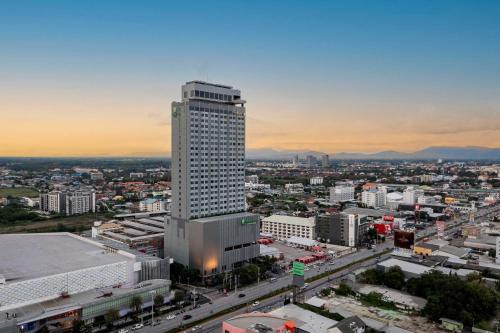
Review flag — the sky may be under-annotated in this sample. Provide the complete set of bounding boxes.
[1,0,499,157]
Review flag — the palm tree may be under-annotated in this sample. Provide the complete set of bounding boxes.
[130,295,143,313]
[104,308,120,328]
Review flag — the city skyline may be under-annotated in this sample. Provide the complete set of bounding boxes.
[1,1,500,157]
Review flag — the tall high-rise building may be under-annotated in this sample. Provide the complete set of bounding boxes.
[292,155,299,167]
[306,155,317,168]
[40,190,95,215]
[403,186,424,204]
[166,81,259,276]
[321,154,329,168]
[361,187,387,208]
[330,185,355,203]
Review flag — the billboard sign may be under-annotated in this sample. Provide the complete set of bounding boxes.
[292,261,305,276]
[241,218,256,225]
[394,231,415,250]
[383,215,394,222]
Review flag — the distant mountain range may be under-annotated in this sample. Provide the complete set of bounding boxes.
[246,146,500,160]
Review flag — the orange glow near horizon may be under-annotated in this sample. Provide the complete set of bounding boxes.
[1,95,499,157]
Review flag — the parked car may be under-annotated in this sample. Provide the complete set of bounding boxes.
[183,314,192,320]
[166,314,176,320]
[131,324,143,330]
[238,293,246,298]
[252,301,260,307]
[118,329,129,333]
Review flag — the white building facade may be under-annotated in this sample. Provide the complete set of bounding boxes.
[139,198,166,212]
[166,81,259,276]
[261,215,316,240]
[310,177,323,185]
[330,185,355,203]
[403,187,425,205]
[362,187,386,208]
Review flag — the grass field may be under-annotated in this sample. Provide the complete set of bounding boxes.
[0,187,40,198]
[0,213,111,234]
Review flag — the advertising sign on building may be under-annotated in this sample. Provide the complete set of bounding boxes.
[292,261,305,276]
[394,231,415,250]
[436,220,445,238]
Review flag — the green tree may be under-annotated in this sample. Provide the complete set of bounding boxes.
[359,268,384,285]
[72,320,92,333]
[234,264,259,286]
[104,308,120,327]
[320,288,332,297]
[173,290,185,304]
[130,295,143,313]
[383,266,405,290]
[335,283,353,296]
[153,294,164,309]
[406,271,499,326]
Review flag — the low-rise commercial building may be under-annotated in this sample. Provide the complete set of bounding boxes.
[261,214,316,240]
[222,312,296,333]
[92,215,165,257]
[139,198,167,212]
[0,233,170,332]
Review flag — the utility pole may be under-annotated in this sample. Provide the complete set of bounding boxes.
[257,266,260,285]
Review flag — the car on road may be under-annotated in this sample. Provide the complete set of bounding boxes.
[166,314,176,320]
[238,293,246,298]
[252,301,260,307]
[118,329,129,333]
[183,314,192,320]
[131,324,143,330]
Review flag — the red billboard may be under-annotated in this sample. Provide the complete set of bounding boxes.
[394,230,415,249]
[383,215,394,222]
[373,223,392,235]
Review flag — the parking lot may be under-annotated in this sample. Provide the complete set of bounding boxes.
[271,240,316,263]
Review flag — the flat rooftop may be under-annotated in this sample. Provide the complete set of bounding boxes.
[0,233,135,283]
[193,211,256,223]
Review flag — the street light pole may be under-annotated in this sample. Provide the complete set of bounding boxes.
[150,290,155,325]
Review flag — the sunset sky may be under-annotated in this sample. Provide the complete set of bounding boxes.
[1,1,499,157]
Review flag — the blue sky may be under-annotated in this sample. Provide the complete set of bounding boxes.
[1,0,499,156]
